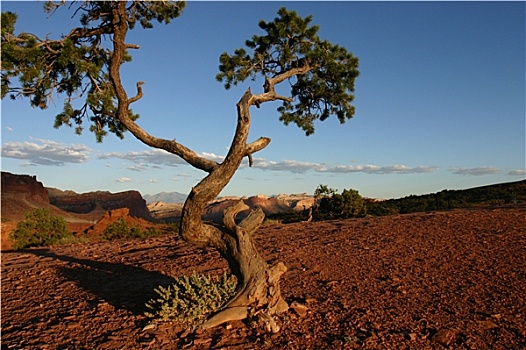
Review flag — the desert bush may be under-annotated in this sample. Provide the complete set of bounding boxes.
[102,217,139,240]
[314,187,366,220]
[9,208,73,249]
[145,271,237,329]
[102,218,164,240]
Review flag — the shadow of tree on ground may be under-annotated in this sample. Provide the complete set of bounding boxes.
[26,249,175,315]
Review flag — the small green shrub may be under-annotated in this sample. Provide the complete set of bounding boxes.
[102,217,134,240]
[102,218,165,240]
[9,208,73,249]
[145,271,238,329]
[314,186,366,220]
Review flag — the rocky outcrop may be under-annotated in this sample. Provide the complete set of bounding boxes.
[148,193,316,222]
[1,171,50,206]
[1,171,62,222]
[1,172,95,249]
[83,208,155,238]
[48,188,153,221]
[1,172,152,222]
[147,201,184,223]
[244,194,315,215]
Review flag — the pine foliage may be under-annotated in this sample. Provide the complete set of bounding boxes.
[216,7,359,135]
[1,1,185,142]
[9,208,73,249]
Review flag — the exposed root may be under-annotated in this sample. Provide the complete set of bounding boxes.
[252,310,281,333]
[201,306,248,330]
[200,200,289,332]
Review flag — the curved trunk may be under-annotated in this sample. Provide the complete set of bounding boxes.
[179,89,288,331]
[201,202,289,332]
[104,1,308,333]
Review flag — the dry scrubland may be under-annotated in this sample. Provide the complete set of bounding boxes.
[2,204,526,349]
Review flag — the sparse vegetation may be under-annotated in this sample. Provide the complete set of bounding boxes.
[313,185,366,220]
[266,181,526,225]
[145,271,237,329]
[9,208,73,249]
[2,2,360,330]
[366,179,526,216]
[102,217,165,240]
[9,208,172,249]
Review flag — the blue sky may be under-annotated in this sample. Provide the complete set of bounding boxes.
[1,1,525,199]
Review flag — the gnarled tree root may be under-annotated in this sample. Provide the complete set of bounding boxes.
[201,202,290,331]
[201,262,289,331]
[201,306,248,330]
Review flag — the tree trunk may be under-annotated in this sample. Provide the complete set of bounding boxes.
[179,89,288,331]
[201,202,289,332]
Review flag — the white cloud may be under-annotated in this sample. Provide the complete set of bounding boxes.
[98,149,224,170]
[508,169,526,176]
[5,127,13,131]
[1,138,90,166]
[99,149,186,168]
[97,149,438,175]
[319,164,438,174]
[448,166,502,176]
[116,177,132,183]
[251,158,438,175]
[252,159,322,173]
[127,164,147,172]
[200,152,225,162]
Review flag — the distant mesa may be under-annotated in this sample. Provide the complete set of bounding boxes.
[1,171,71,221]
[143,192,188,204]
[0,171,319,248]
[147,201,184,223]
[47,187,153,221]
[144,191,317,223]
[1,171,154,249]
[145,194,317,223]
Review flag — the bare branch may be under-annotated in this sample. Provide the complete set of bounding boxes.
[238,206,265,234]
[223,200,250,233]
[245,136,270,166]
[249,65,312,107]
[121,118,220,172]
[127,81,144,104]
[107,2,219,173]
[246,137,271,154]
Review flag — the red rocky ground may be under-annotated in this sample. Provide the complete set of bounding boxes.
[1,205,525,349]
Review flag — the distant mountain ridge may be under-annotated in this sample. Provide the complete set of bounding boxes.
[146,193,317,223]
[1,172,152,222]
[143,191,188,204]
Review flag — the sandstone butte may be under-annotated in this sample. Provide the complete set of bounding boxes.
[1,172,316,249]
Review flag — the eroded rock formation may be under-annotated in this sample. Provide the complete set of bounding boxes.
[48,188,152,221]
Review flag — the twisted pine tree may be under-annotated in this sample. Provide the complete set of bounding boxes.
[1,1,359,331]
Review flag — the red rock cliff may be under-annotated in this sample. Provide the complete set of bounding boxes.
[48,188,153,221]
[1,171,50,205]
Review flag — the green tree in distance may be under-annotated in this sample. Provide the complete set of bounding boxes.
[2,1,359,331]
[314,185,366,220]
[9,208,72,249]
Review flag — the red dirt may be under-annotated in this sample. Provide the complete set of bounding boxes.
[2,205,526,349]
